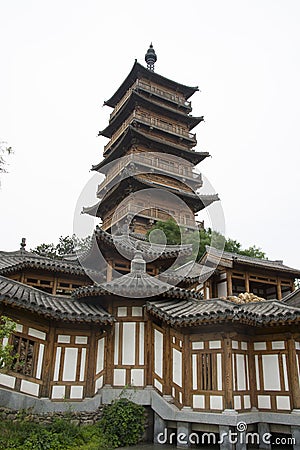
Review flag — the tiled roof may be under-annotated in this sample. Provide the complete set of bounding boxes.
[92,126,208,171]
[0,250,94,277]
[282,288,300,307]
[159,261,214,283]
[104,60,198,108]
[73,271,202,300]
[202,246,300,276]
[0,275,113,324]
[94,226,193,261]
[147,298,300,327]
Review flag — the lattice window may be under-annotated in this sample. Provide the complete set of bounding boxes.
[199,353,218,391]
[11,335,37,377]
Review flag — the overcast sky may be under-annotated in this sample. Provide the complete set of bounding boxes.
[0,0,299,268]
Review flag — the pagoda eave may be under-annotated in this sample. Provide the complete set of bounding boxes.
[104,61,199,108]
[92,127,209,172]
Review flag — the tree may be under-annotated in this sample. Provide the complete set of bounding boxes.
[0,316,17,372]
[31,235,92,259]
[0,142,13,181]
[147,220,266,261]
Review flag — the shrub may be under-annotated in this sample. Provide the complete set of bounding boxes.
[99,398,145,448]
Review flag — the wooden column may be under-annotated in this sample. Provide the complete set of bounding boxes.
[52,277,58,295]
[245,273,250,293]
[223,336,234,410]
[85,327,97,396]
[287,337,300,410]
[163,326,171,395]
[105,326,114,386]
[227,272,233,296]
[183,334,192,407]
[277,278,282,300]
[40,325,56,398]
[248,341,258,409]
[145,315,153,385]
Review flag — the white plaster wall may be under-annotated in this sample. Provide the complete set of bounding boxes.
[52,385,65,399]
[114,369,126,386]
[172,348,182,387]
[95,375,103,393]
[96,338,105,374]
[70,385,83,399]
[122,322,136,365]
[193,395,205,409]
[154,329,163,378]
[192,354,197,390]
[262,354,281,390]
[57,335,70,344]
[53,347,61,381]
[28,328,46,340]
[210,395,223,410]
[276,395,290,410]
[0,373,15,389]
[75,336,88,345]
[217,281,227,297]
[236,354,246,391]
[258,395,271,409]
[80,348,86,381]
[131,368,144,386]
[35,343,44,379]
[62,348,78,382]
[20,380,39,397]
[217,354,222,390]
[139,323,144,365]
[114,323,119,365]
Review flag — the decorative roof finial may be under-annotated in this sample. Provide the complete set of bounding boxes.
[20,237,26,252]
[131,245,146,273]
[145,43,157,71]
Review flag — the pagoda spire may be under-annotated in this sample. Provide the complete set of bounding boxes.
[145,43,157,71]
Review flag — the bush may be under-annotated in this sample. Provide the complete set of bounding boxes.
[99,398,145,448]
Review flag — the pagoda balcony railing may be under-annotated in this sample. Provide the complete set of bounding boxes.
[110,80,191,119]
[97,153,202,195]
[104,111,196,154]
[102,203,197,230]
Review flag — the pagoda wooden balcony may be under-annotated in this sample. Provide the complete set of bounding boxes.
[102,202,197,231]
[110,80,191,119]
[104,111,196,154]
[97,153,202,195]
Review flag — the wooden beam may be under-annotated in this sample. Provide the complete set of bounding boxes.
[163,326,171,395]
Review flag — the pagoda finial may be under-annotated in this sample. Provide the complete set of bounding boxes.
[131,245,146,273]
[145,43,157,71]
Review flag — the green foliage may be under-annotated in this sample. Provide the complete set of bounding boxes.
[99,398,146,448]
[0,316,17,372]
[31,235,92,259]
[147,219,266,261]
[0,415,110,450]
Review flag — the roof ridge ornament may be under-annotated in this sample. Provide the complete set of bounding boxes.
[20,237,26,252]
[145,43,157,71]
[131,245,146,273]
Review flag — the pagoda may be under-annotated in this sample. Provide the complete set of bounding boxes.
[83,44,219,235]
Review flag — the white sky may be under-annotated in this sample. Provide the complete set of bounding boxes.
[0,0,299,268]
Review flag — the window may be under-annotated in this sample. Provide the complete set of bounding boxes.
[12,335,37,377]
